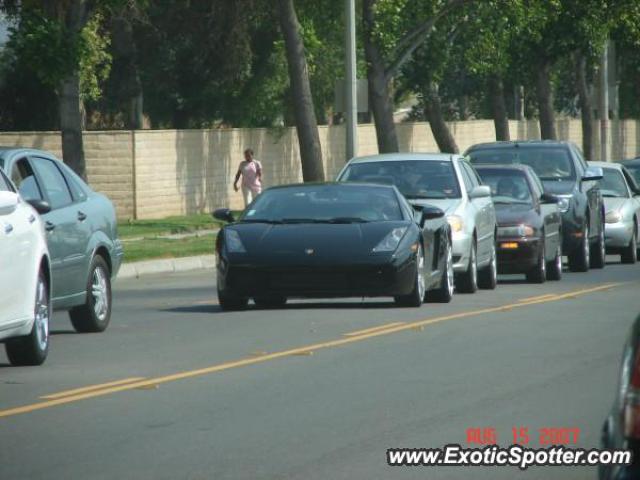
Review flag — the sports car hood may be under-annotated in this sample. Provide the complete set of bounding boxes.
[540,180,575,195]
[603,197,628,214]
[227,221,409,264]
[494,203,538,226]
[407,198,461,215]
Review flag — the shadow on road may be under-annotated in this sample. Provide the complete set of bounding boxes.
[50,329,79,336]
[162,304,223,314]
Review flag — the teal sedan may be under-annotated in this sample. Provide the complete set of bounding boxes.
[1,148,123,333]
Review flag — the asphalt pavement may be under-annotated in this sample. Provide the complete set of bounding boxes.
[1,257,639,479]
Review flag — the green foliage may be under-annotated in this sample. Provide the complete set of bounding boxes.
[78,14,112,101]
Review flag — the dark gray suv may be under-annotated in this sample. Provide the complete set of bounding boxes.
[466,141,605,272]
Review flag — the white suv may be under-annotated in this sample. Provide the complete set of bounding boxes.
[0,169,51,365]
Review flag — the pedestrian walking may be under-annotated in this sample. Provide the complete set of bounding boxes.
[233,148,262,207]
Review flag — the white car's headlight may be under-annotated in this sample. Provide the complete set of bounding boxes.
[447,215,464,233]
[372,227,407,252]
[498,224,535,237]
[225,230,247,253]
[556,195,572,213]
[605,210,623,224]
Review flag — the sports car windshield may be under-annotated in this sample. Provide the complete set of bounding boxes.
[239,185,404,223]
[339,160,461,199]
[600,169,629,198]
[468,148,576,182]
[476,170,533,205]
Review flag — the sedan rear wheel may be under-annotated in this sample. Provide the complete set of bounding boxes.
[69,256,112,333]
[478,241,497,290]
[590,224,606,269]
[5,272,50,366]
[526,242,546,283]
[456,241,478,294]
[621,230,637,264]
[546,242,563,281]
[395,244,425,308]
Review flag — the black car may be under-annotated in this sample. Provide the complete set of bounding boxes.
[466,141,605,272]
[212,183,453,310]
[474,165,563,283]
[600,314,640,480]
[620,158,640,188]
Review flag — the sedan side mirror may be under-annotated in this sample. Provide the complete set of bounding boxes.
[0,191,19,214]
[540,192,559,204]
[469,185,491,199]
[583,166,604,181]
[213,208,235,223]
[26,198,51,215]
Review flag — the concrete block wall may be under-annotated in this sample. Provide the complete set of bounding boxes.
[0,118,638,220]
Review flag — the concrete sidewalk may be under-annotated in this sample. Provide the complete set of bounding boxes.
[117,255,216,279]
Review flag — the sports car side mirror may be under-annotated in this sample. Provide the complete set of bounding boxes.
[540,192,559,204]
[26,199,51,214]
[213,208,234,223]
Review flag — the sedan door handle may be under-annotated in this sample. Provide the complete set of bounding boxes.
[28,214,36,224]
[77,211,87,222]
[45,221,56,232]
[4,223,13,234]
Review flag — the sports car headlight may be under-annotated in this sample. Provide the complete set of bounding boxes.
[225,229,247,253]
[372,227,407,253]
[556,195,571,213]
[605,210,623,224]
[447,215,464,233]
[498,224,535,237]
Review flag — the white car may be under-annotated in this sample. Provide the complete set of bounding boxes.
[0,169,51,366]
[337,153,497,293]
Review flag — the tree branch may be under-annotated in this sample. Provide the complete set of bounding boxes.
[384,0,471,81]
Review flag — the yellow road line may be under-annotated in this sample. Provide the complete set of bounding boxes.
[518,293,558,302]
[40,377,146,400]
[343,321,406,337]
[0,282,624,419]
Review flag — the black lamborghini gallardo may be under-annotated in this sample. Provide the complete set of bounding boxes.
[213,183,453,310]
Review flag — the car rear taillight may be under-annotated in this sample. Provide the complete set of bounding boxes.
[624,351,640,438]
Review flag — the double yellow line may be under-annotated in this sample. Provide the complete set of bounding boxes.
[0,282,622,419]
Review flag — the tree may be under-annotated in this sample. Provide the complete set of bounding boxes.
[277,0,324,181]
[362,0,469,153]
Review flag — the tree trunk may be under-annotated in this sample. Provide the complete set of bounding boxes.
[536,61,557,140]
[59,73,86,179]
[424,83,459,154]
[575,52,594,160]
[277,0,324,182]
[489,76,510,141]
[363,0,399,153]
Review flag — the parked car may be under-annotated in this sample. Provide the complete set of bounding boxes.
[466,141,605,272]
[337,153,497,293]
[589,161,640,264]
[213,182,454,310]
[620,158,640,187]
[474,164,563,283]
[600,313,640,480]
[0,169,51,365]
[0,148,123,333]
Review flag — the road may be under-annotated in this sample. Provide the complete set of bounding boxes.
[1,258,639,479]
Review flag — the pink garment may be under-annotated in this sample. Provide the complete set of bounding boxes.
[239,160,262,192]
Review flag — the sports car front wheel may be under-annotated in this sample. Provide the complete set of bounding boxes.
[395,244,425,308]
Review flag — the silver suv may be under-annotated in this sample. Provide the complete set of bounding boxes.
[337,153,497,293]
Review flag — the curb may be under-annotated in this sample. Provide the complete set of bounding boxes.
[117,255,216,279]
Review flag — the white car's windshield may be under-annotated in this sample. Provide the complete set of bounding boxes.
[339,160,461,199]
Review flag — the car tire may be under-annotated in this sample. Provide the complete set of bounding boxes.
[253,296,287,309]
[5,272,50,366]
[590,223,606,269]
[426,241,454,303]
[478,241,497,290]
[395,244,426,307]
[546,242,563,281]
[568,224,590,272]
[69,256,112,333]
[456,240,478,294]
[526,242,546,283]
[621,230,637,264]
